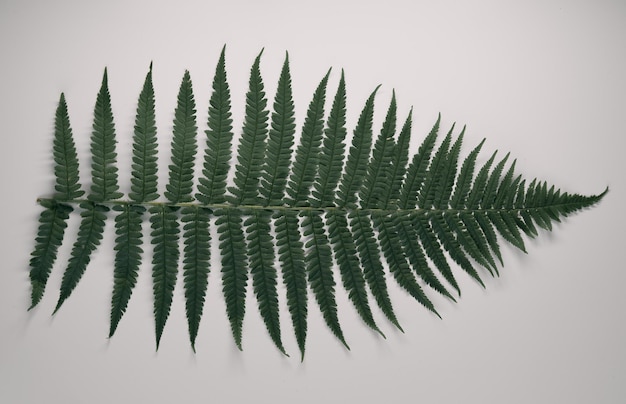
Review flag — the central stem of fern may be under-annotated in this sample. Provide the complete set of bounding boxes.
[35,197,585,216]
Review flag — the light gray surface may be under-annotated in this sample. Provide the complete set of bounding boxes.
[1,1,624,403]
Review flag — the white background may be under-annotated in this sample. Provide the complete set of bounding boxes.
[1,1,624,403]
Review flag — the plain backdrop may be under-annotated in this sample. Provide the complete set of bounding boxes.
[1,1,624,403]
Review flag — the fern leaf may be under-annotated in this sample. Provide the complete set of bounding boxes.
[197,46,233,205]
[29,200,72,309]
[228,50,269,206]
[129,63,158,203]
[110,204,144,336]
[150,205,179,348]
[29,93,83,308]
[260,52,296,206]
[285,70,330,206]
[54,203,107,313]
[275,211,308,359]
[31,49,609,357]
[88,68,123,203]
[181,206,210,351]
[165,70,197,203]
[53,93,84,201]
[110,65,157,336]
[216,208,247,350]
[246,210,287,355]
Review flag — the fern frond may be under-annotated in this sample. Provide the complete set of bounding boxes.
[285,70,330,206]
[165,70,197,204]
[228,50,268,206]
[54,202,107,313]
[275,211,308,359]
[88,69,123,203]
[181,206,210,351]
[216,208,247,350]
[29,200,72,309]
[197,46,233,205]
[110,204,143,336]
[30,48,608,358]
[150,205,179,348]
[129,63,158,203]
[260,52,296,206]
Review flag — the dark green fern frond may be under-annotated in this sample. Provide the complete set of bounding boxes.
[216,208,247,350]
[275,211,308,360]
[30,48,608,359]
[228,50,269,206]
[285,70,330,206]
[89,68,123,203]
[165,70,198,204]
[260,52,296,206]
[110,204,143,336]
[181,206,210,351]
[54,202,108,313]
[29,200,72,309]
[128,63,158,204]
[197,46,233,205]
[150,205,179,348]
